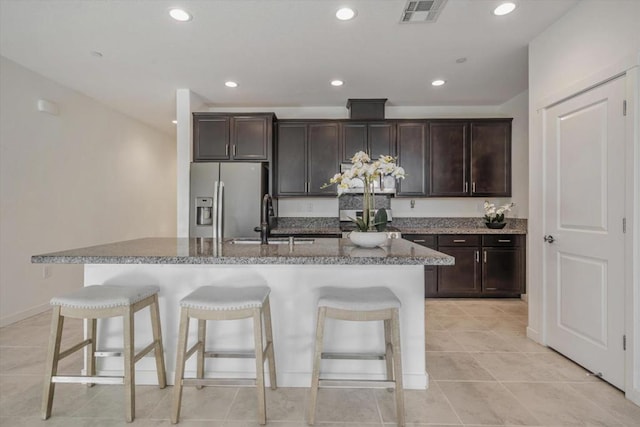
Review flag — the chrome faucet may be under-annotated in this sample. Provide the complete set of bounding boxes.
[261,194,273,244]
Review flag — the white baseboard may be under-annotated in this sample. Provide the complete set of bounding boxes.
[626,387,640,407]
[526,326,543,345]
[0,302,49,327]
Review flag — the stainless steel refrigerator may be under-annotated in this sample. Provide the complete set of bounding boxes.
[189,162,268,239]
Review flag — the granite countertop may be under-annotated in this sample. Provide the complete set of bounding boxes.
[31,237,454,266]
[271,217,528,235]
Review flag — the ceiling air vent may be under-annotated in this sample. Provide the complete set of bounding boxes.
[401,0,448,23]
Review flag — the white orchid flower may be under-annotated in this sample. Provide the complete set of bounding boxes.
[351,151,371,164]
[392,166,405,179]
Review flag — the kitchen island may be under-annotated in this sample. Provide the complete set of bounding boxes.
[32,237,453,389]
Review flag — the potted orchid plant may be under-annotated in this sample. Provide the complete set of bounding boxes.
[483,201,515,229]
[324,151,405,247]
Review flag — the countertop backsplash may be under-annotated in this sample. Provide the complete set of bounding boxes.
[274,217,339,229]
[273,216,528,234]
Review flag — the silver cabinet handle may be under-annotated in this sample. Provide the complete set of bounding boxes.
[233,145,236,156]
[475,250,479,263]
[464,182,468,193]
[225,144,229,156]
[472,182,476,193]
[414,239,426,243]
[483,250,487,263]
[453,239,466,243]
[498,239,511,243]
[544,235,555,243]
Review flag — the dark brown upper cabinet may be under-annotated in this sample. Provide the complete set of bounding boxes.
[428,121,469,196]
[275,123,307,195]
[470,121,512,197]
[428,119,512,197]
[396,121,428,196]
[193,113,274,162]
[340,122,396,163]
[275,121,340,197]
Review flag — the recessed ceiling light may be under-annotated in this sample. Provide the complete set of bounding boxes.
[331,80,344,87]
[169,8,192,22]
[493,2,516,16]
[336,7,356,21]
[225,81,238,88]
[431,79,446,87]
[172,120,178,124]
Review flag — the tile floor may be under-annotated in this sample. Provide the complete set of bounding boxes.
[1,299,639,426]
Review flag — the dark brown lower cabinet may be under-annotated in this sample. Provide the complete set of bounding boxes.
[481,234,525,295]
[437,246,482,295]
[405,233,525,298]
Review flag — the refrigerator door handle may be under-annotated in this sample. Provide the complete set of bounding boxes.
[217,181,224,240]
[212,181,219,239]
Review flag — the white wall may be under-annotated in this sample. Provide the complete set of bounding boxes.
[527,0,640,404]
[176,89,206,237]
[0,56,177,325]
[208,101,528,219]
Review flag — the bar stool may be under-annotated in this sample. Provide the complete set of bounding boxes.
[308,286,405,427]
[172,286,277,425]
[42,284,167,422]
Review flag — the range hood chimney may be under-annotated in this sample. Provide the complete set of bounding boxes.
[346,98,388,120]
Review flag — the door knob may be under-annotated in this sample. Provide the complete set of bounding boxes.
[544,235,555,243]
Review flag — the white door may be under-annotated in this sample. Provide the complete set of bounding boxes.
[543,76,626,389]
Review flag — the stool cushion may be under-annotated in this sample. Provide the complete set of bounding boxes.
[317,286,401,311]
[50,285,160,309]
[180,286,270,311]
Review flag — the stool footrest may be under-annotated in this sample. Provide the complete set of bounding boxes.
[182,378,257,387]
[52,375,124,385]
[94,345,159,358]
[204,350,255,359]
[59,339,92,360]
[319,379,396,389]
[134,342,158,363]
[322,352,386,360]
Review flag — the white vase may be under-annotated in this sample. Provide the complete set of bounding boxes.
[348,231,389,248]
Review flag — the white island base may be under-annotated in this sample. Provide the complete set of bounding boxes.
[85,263,428,389]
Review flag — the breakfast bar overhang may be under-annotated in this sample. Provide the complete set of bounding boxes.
[32,237,454,389]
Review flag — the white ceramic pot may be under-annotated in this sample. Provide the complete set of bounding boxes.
[348,231,389,248]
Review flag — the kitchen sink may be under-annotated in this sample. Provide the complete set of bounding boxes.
[230,237,315,245]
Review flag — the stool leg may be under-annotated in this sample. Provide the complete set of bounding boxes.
[171,308,190,424]
[42,306,64,420]
[263,297,277,390]
[308,306,326,425]
[391,309,405,427]
[123,307,135,422]
[149,295,167,388]
[196,319,206,389]
[253,308,267,425]
[86,318,97,387]
[384,319,394,382]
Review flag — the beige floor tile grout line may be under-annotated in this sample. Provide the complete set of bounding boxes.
[431,380,466,426]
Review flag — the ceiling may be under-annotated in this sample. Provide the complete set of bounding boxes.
[0,0,578,135]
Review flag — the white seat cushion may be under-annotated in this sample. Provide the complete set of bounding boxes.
[50,285,159,309]
[180,286,270,311]
[317,287,401,311]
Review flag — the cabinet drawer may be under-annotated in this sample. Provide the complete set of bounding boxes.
[438,234,480,247]
[482,235,522,247]
[404,234,436,249]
